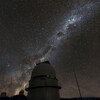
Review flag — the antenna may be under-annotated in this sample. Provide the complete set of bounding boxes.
[73,67,82,99]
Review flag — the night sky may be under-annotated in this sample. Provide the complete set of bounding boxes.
[0,0,100,98]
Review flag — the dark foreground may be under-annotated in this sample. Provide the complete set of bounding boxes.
[1,96,100,100]
[61,97,100,100]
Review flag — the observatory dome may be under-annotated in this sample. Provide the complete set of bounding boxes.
[31,61,56,78]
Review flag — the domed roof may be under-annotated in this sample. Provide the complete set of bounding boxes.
[31,61,56,78]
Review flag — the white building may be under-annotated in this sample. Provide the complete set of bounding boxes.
[26,61,61,100]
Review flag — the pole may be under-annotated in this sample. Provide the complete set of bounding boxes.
[73,68,82,99]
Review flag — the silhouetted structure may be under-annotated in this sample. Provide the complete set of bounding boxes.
[26,61,61,100]
[0,92,10,100]
[11,90,27,100]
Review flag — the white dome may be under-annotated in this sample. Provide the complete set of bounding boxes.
[31,61,56,78]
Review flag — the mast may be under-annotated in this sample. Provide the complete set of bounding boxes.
[73,68,82,99]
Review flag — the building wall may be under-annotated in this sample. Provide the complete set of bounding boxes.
[28,87,60,100]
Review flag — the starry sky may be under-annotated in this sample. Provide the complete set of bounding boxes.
[0,0,100,98]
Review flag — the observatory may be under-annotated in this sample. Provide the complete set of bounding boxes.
[26,61,61,100]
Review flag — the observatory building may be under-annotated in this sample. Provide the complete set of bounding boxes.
[26,61,61,100]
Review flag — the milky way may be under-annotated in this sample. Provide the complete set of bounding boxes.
[0,0,100,98]
[37,1,99,62]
